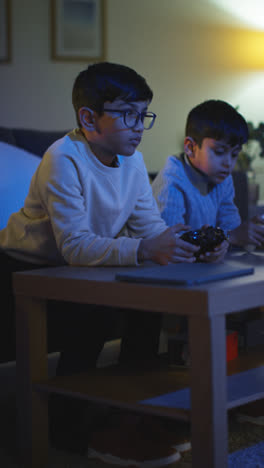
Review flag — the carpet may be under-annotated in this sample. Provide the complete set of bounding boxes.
[176,413,264,468]
[229,441,264,467]
[0,392,263,468]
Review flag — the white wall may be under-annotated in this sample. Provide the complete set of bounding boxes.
[1,0,264,172]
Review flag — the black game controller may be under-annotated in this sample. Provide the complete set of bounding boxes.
[180,226,227,259]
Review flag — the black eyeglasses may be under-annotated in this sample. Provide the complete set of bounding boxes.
[103,108,157,130]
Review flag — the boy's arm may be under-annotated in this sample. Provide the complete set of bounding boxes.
[216,175,241,233]
[152,173,187,227]
[228,215,264,247]
[125,160,187,238]
[198,239,229,263]
[39,152,196,267]
[216,176,264,247]
[137,225,199,265]
[37,153,144,266]
[121,160,199,264]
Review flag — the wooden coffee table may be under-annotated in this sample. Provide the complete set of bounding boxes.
[13,252,264,468]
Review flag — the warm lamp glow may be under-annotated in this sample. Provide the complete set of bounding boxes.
[191,26,264,71]
[235,31,264,69]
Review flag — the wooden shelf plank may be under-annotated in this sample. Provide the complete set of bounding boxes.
[33,346,264,419]
[34,359,190,421]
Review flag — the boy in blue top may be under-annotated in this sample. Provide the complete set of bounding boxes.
[152,99,264,369]
[152,99,264,260]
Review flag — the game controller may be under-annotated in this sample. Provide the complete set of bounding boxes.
[180,226,227,258]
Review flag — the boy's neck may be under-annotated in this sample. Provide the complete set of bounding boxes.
[184,153,214,194]
[80,129,118,167]
[186,154,208,179]
[88,141,118,167]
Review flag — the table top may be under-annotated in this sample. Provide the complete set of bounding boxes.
[13,251,264,317]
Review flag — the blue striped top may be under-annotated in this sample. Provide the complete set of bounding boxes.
[152,153,241,234]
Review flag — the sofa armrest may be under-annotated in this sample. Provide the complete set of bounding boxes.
[0,127,17,146]
[12,128,68,158]
[0,126,69,158]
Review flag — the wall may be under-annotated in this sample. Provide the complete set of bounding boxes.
[1,0,264,173]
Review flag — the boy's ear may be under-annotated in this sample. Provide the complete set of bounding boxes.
[78,107,96,130]
[184,136,196,158]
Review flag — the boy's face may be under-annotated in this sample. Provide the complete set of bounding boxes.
[82,99,151,165]
[185,137,242,184]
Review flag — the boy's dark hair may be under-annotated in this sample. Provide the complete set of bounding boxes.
[185,100,248,147]
[72,62,153,126]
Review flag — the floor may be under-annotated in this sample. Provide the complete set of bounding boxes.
[0,341,263,468]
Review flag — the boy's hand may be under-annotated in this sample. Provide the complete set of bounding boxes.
[138,224,200,265]
[229,216,264,247]
[199,239,229,263]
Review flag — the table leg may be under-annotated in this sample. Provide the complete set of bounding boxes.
[189,314,228,468]
[16,296,49,468]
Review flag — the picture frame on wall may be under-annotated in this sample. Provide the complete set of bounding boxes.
[0,0,11,63]
[50,0,105,62]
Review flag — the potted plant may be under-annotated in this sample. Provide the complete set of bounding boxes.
[236,121,264,173]
[236,121,264,211]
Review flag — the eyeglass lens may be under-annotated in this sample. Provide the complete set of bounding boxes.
[124,111,155,129]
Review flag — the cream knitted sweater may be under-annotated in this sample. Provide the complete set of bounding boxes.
[0,129,167,266]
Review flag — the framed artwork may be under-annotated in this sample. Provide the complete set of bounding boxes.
[50,0,106,62]
[0,0,11,63]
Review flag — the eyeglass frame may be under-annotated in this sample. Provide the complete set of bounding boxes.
[103,108,157,130]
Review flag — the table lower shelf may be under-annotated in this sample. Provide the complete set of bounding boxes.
[35,358,190,421]
[32,345,264,421]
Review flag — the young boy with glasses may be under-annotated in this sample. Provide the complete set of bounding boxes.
[0,62,198,466]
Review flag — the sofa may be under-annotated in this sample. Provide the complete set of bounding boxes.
[0,127,68,231]
[0,128,69,363]
[0,126,68,160]
[0,126,250,364]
